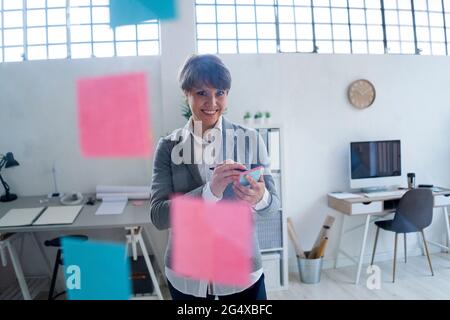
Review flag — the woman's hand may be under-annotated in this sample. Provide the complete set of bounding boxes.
[210,162,247,198]
[233,175,265,206]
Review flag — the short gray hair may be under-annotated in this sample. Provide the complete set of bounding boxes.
[178,54,231,92]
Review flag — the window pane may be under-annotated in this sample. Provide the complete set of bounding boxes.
[256,6,275,23]
[48,27,67,43]
[368,41,384,54]
[236,6,256,23]
[238,40,257,53]
[27,0,46,9]
[137,24,159,40]
[331,8,349,24]
[27,45,47,60]
[3,0,23,10]
[115,26,137,41]
[93,42,115,57]
[27,10,46,26]
[316,40,333,53]
[27,27,47,44]
[4,11,23,28]
[138,41,159,55]
[218,24,237,39]
[217,5,236,22]
[258,40,276,53]
[70,25,92,42]
[279,24,295,39]
[333,24,350,40]
[257,23,276,39]
[47,0,67,7]
[352,41,367,53]
[315,24,332,39]
[279,40,296,52]
[196,5,217,23]
[71,43,92,58]
[198,40,218,53]
[297,40,314,52]
[4,29,24,46]
[93,25,114,41]
[48,44,67,58]
[70,7,92,24]
[278,6,295,23]
[334,41,351,53]
[4,47,24,62]
[48,8,67,25]
[197,24,217,39]
[237,24,257,38]
[218,40,237,53]
[92,7,110,23]
[431,43,446,55]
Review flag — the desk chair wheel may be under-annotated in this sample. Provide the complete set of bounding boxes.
[44,235,88,300]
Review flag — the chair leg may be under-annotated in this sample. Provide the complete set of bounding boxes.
[393,233,398,283]
[48,249,62,300]
[421,230,434,276]
[371,227,380,266]
[404,233,407,263]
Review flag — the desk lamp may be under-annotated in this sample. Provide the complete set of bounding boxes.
[0,152,20,202]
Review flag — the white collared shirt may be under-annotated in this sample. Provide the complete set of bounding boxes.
[165,116,269,297]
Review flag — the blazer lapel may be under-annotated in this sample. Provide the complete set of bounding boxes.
[178,134,204,186]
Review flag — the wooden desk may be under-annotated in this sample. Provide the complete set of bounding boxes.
[328,188,450,284]
[0,195,163,300]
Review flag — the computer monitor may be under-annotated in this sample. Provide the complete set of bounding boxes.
[350,140,402,192]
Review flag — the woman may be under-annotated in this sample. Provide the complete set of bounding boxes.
[150,54,280,300]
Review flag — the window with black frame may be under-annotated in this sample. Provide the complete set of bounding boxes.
[195,0,450,55]
[0,0,160,63]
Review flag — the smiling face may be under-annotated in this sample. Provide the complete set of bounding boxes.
[185,86,228,132]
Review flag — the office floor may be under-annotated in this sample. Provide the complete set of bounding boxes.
[20,252,450,300]
[268,252,450,300]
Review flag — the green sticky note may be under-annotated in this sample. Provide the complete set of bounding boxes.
[110,0,177,27]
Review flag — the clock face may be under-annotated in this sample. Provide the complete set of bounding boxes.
[348,79,376,109]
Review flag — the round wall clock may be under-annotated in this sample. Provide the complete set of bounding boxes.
[347,79,376,109]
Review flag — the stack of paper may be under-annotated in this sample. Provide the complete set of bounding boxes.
[95,196,128,215]
[96,185,151,200]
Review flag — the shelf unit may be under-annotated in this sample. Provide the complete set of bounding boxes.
[254,125,288,291]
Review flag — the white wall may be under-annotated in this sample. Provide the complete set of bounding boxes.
[217,53,450,269]
[1,0,449,290]
[0,56,168,290]
[0,56,161,195]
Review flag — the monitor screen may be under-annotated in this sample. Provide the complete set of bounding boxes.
[350,140,401,180]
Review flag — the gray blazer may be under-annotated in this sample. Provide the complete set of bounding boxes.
[150,117,280,272]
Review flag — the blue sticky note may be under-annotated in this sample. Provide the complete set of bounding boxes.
[110,0,177,27]
[62,238,131,300]
[239,167,264,186]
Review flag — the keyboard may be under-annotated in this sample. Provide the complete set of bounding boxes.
[363,190,407,198]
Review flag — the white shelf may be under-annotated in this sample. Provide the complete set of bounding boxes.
[255,127,288,290]
[261,247,283,253]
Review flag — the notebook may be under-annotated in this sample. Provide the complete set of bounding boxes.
[33,205,83,225]
[0,207,46,227]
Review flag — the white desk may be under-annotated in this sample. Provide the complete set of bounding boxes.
[0,195,163,300]
[328,188,450,284]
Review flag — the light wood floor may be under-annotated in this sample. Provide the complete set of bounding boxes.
[268,252,450,300]
[31,252,450,300]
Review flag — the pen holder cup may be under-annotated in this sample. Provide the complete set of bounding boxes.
[297,252,323,284]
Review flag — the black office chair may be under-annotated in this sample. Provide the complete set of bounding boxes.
[44,235,88,300]
[370,188,434,282]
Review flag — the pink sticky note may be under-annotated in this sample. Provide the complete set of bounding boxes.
[171,196,252,287]
[77,72,152,157]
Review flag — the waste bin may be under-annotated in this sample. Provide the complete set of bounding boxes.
[297,251,323,284]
